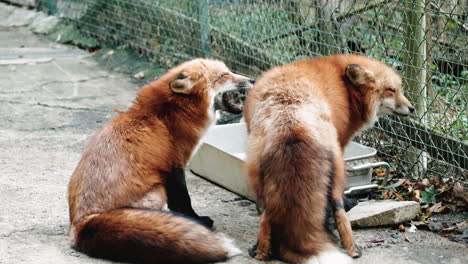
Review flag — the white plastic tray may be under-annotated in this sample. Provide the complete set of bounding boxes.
[190,123,388,201]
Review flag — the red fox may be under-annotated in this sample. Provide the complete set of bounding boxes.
[244,54,413,263]
[68,59,253,263]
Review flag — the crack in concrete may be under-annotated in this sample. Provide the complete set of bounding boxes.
[30,75,110,89]
[0,76,109,95]
[18,124,92,132]
[35,102,108,112]
[0,227,67,238]
[0,99,108,113]
[0,75,110,94]
[0,228,35,238]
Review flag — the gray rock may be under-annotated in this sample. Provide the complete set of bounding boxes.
[29,12,59,34]
[348,200,420,227]
[2,7,37,27]
[0,3,15,21]
[428,221,445,232]
[8,0,35,6]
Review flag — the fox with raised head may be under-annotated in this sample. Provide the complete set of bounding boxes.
[244,54,413,264]
[68,59,253,263]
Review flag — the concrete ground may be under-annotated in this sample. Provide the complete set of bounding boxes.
[0,4,466,264]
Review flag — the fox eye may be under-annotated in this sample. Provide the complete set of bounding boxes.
[386,88,396,93]
[176,72,188,80]
[215,73,230,83]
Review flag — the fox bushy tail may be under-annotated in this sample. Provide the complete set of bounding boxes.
[73,208,240,264]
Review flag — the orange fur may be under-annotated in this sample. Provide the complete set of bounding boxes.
[244,54,413,263]
[68,59,251,263]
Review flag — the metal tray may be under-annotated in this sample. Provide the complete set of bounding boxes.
[190,123,389,201]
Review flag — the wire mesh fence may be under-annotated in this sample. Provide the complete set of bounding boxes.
[38,0,466,182]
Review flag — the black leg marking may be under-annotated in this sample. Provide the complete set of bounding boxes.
[324,153,338,240]
[343,196,358,212]
[353,245,362,258]
[248,241,258,258]
[195,216,214,228]
[165,167,214,228]
[324,202,338,241]
[165,167,196,216]
[333,199,344,210]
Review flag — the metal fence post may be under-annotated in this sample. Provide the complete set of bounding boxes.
[46,0,57,15]
[403,0,427,120]
[403,0,428,176]
[198,0,211,58]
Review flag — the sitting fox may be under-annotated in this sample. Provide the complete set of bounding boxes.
[244,54,414,263]
[68,59,253,263]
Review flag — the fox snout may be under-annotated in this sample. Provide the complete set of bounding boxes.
[214,76,253,114]
[236,79,255,90]
[230,73,254,91]
[379,94,414,117]
[394,104,415,116]
[394,94,414,116]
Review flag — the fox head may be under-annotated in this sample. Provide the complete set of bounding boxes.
[344,63,414,120]
[168,59,253,103]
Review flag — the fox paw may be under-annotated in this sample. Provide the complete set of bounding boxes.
[248,242,269,260]
[350,244,362,258]
[248,242,258,258]
[197,216,214,228]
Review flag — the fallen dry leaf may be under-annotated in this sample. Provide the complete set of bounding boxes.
[419,210,432,221]
[404,233,413,243]
[394,192,405,201]
[133,72,145,79]
[453,182,468,203]
[440,226,458,236]
[402,180,414,187]
[422,178,430,186]
[375,168,386,177]
[429,202,452,214]
[413,190,421,202]
[411,221,427,226]
[366,239,385,243]
[90,49,100,55]
[438,184,450,193]
[372,174,465,219]
[383,190,393,200]
[430,202,443,212]
[398,224,406,232]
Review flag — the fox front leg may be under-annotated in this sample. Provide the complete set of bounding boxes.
[165,167,214,228]
[249,212,271,260]
[331,157,361,258]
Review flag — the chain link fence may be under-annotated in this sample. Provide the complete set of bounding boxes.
[37,0,467,182]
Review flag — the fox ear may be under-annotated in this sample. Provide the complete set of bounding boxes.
[169,72,193,94]
[345,64,375,88]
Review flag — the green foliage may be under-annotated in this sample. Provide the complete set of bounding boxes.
[431,73,464,105]
[420,185,437,204]
[461,70,468,78]
[446,20,457,30]
[48,23,99,49]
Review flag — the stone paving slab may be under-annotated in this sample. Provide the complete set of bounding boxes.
[348,200,420,227]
